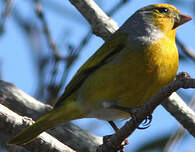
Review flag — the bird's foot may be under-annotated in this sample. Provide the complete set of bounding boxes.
[107,121,128,151]
[109,105,152,129]
[103,135,128,152]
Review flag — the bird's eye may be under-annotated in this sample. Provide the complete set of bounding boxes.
[157,7,169,13]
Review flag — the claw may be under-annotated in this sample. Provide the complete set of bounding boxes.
[103,134,128,152]
[137,114,152,129]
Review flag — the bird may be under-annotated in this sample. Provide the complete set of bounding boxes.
[8,4,191,145]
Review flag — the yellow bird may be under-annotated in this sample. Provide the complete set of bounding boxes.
[8,4,191,145]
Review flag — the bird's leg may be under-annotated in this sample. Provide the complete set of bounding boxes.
[108,121,119,132]
[109,105,152,129]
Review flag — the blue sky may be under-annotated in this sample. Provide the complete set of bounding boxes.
[0,0,195,151]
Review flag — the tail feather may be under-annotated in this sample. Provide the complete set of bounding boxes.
[8,101,82,145]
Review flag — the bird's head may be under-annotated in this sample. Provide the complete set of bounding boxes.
[120,4,192,44]
[138,4,191,32]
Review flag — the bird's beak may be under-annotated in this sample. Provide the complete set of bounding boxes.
[173,13,192,29]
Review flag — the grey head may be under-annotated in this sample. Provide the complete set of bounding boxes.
[118,4,168,46]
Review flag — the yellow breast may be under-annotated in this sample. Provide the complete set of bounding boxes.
[146,37,178,81]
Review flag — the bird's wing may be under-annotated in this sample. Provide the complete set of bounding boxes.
[55,32,128,107]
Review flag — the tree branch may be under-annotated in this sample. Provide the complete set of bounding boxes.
[162,92,195,136]
[0,80,52,120]
[69,0,118,40]
[0,80,102,152]
[0,104,75,152]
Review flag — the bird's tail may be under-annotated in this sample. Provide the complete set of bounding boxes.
[8,100,83,145]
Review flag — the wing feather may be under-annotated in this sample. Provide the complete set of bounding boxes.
[55,32,128,107]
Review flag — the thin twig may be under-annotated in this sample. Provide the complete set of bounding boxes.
[107,0,131,16]
[176,37,195,60]
[2,0,14,18]
[33,0,60,59]
[0,0,15,35]
[33,0,70,105]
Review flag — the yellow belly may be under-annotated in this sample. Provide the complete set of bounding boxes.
[77,37,179,120]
